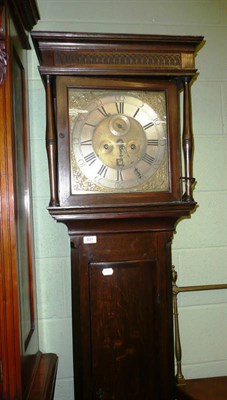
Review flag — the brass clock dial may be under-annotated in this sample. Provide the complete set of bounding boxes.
[69,90,169,193]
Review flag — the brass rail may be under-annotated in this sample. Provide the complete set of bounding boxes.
[172,265,227,385]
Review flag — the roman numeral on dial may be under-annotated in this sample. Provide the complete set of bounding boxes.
[85,122,96,128]
[143,122,154,130]
[81,139,93,146]
[98,164,108,178]
[84,152,97,165]
[142,153,155,164]
[133,108,140,118]
[117,169,124,181]
[116,100,124,114]
[147,139,159,146]
[98,106,109,117]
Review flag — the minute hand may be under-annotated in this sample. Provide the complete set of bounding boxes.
[117,142,132,161]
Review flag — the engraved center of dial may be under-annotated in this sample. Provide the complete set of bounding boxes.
[92,114,147,170]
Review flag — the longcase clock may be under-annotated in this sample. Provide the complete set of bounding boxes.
[32,31,203,400]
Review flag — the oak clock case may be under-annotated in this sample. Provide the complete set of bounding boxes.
[31,31,203,400]
[57,77,180,207]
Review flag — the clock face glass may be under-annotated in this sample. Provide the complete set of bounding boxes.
[68,89,169,193]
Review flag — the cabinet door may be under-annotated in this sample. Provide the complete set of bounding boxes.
[89,260,159,400]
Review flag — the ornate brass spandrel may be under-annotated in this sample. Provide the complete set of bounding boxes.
[70,153,169,194]
[68,89,167,120]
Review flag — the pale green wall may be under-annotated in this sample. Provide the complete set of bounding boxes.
[28,1,227,398]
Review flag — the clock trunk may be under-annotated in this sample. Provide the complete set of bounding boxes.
[71,230,175,400]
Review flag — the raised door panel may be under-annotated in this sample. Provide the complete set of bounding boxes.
[89,260,159,400]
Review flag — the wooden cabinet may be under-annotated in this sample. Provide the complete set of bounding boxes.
[0,1,58,398]
[32,31,203,399]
